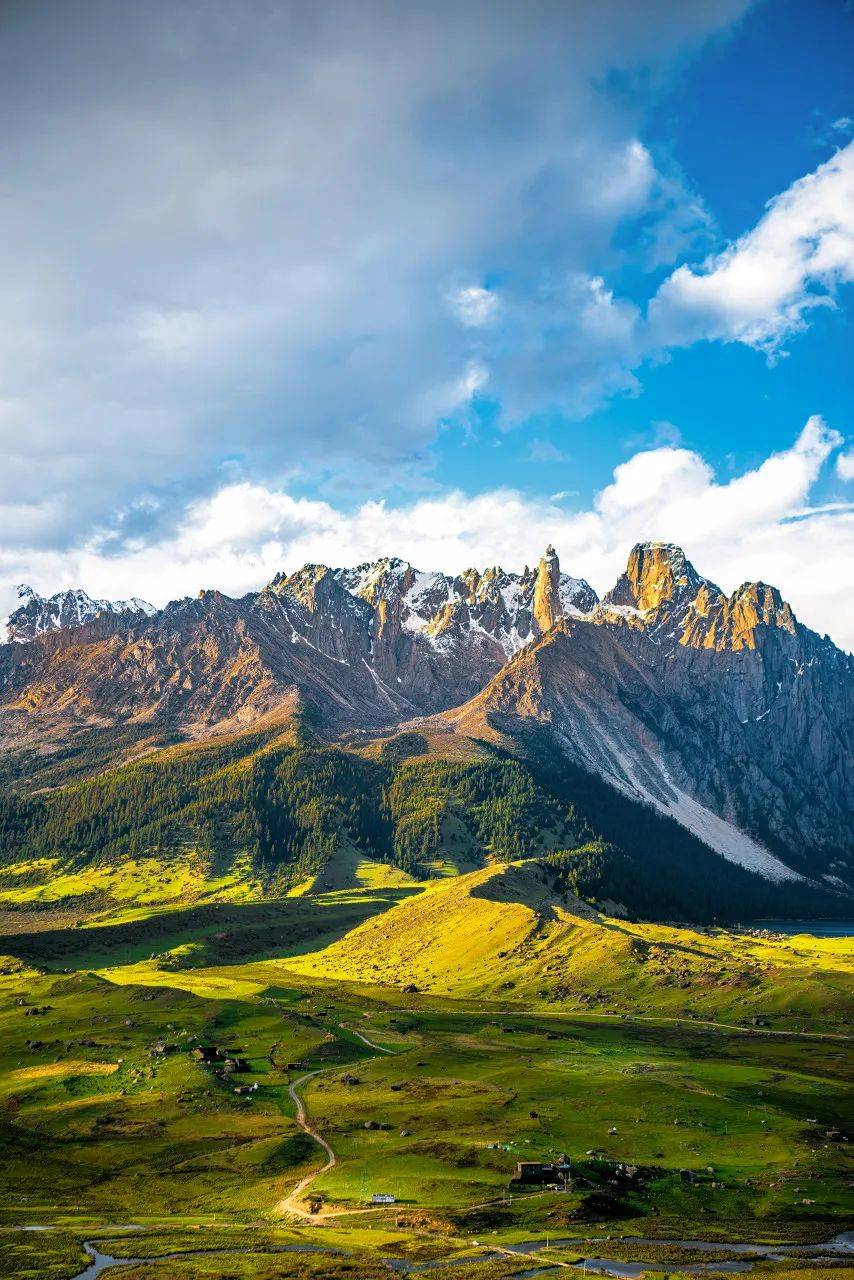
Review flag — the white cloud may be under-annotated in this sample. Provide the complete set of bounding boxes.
[0,0,750,544]
[580,277,639,344]
[596,415,842,541]
[648,141,854,351]
[837,451,854,481]
[4,416,852,650]
[581,139,656,212]
[450,286,499,327]
[526,440,570,463]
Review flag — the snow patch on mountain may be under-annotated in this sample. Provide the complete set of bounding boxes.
[2,585,156,645]
[329,552,598,658]
[558,573,598,617]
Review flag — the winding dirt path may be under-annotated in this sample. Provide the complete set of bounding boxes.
[346,1025,395,1054]
[274,1016,397,1220]
[275,1069,337,1219]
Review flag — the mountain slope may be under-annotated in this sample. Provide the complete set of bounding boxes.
[1,717,844,924]
[284,860,854,1020]
[441,546,852,889]
[444,622,802,883]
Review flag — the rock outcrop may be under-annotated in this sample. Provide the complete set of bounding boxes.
[533,545,562,634]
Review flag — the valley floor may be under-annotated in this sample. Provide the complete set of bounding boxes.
[0,872,851,1280]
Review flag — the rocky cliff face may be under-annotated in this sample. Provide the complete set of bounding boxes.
[605,542,706,617]
[1,542,851,890]
[587,543,852,880]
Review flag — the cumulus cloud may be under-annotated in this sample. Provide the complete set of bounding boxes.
[4,416,852,650]
[837,451,854,481]
[0,0,750,547]
[648,141,854,351]
[434,145,854,425]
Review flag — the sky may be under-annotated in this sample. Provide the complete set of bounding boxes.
[1,0,853,645]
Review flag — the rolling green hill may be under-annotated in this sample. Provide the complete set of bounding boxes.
[282,860,854,1025]
[1,870,851,1280]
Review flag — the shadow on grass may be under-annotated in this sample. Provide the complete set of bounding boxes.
[0,888,421,970]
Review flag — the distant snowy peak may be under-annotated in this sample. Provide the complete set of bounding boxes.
[331,549,598,656]
[2,584,155,644]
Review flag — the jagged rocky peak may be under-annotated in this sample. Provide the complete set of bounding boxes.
[2,583,155,644]
[334,557,418,605]
[605,542,713,614]
[327,549,598,655]
[533,544,561,633]
[601,545,811,656]
[266,562,347,612]
[268,562,331,592]
[730,581,796,631]
[682,580,800,653]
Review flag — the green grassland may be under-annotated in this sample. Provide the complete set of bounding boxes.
[0,726,851,1279]
[282,862,854,1028]
[0,866,851,1280]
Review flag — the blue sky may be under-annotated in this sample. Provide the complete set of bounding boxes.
[0,0,852,643]
[424,0,854,507]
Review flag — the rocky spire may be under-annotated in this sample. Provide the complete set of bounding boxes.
[533,544,561,634]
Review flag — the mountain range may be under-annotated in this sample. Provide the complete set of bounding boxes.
[1,542,851,918]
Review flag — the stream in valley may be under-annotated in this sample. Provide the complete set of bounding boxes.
[46,1227,854,1280]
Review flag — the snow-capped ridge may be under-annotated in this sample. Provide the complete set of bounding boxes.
[323,548,598,657]
[2,585,155,645]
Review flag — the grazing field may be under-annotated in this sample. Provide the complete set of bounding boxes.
[0,869,851,1280]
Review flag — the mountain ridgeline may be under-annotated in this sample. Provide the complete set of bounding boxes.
[1,583,155,644]
[1,542,851,921]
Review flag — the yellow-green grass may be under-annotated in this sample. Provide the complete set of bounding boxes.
[0,965,366,1226]
[289,1007,852,1221]
[286,844,422,896]
[0,885,420,972]
[281,862,854,1030]
[0,867,851,1278]
[5,947,849,1234]
[0,850,264,913]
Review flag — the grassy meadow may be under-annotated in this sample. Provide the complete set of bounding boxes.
[0,855,851,1279]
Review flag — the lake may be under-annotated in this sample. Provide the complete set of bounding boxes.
[748,921,854,938]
